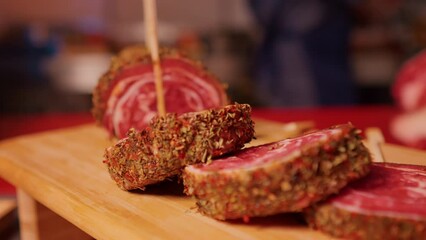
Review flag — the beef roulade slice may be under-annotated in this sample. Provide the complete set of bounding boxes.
[305,163,426,240]
[104,103,254,190]
[92,46,229,138]
[183,124,371,220]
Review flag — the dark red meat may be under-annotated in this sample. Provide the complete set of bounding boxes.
[325,163,426,217]
[306,163,426,239]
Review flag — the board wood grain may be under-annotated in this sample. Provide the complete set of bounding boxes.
[0,120,424,239]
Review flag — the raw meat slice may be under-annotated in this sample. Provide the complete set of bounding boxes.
[393,50,426,112]
[92,46,229,138]
[306,163,426,240]
[183,124,371,220]
[104,103,254,190]
[391,50,426,149]
[391,107,426,150]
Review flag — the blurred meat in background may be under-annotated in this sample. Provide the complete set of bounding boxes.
[0,0,425,113]
[391,50,426,149]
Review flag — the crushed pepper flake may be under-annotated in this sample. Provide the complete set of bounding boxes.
[182,124,371,220]
[103,103,255,190]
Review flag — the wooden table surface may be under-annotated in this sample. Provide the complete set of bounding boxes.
[0,110,425,239]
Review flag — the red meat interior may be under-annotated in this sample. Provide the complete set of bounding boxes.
[330,163,426,218]
[196,128,340,171]
[104,58,226,138]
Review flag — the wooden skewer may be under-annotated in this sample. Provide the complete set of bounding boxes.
[365,127,386,163]
[143,0,166,116]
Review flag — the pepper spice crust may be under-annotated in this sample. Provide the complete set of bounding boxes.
[305,204,426,240]
[103,103,255,190]
[182,124,371,220]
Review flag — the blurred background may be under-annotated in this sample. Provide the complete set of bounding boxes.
[0,0,425,113]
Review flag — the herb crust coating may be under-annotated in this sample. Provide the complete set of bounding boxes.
[305,204,426,240]
[104,103,254,190]
[183,124,371,220]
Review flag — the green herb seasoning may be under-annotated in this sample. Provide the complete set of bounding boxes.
[183,124,371,220]
[305,204,426,240]
[104,103,255,190]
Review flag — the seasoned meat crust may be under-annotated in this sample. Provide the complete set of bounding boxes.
[104,103,254,190]
[183,124,371,220]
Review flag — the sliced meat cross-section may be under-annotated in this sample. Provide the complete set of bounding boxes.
[306,163,426,240]
[104,103,254,190]
[183,124,371,220]
[92,46,229,138]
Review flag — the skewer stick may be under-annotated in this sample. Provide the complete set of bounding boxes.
[365,127,385,163]
[143,0,166,116]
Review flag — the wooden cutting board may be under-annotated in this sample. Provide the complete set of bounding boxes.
[0,119,424,240]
